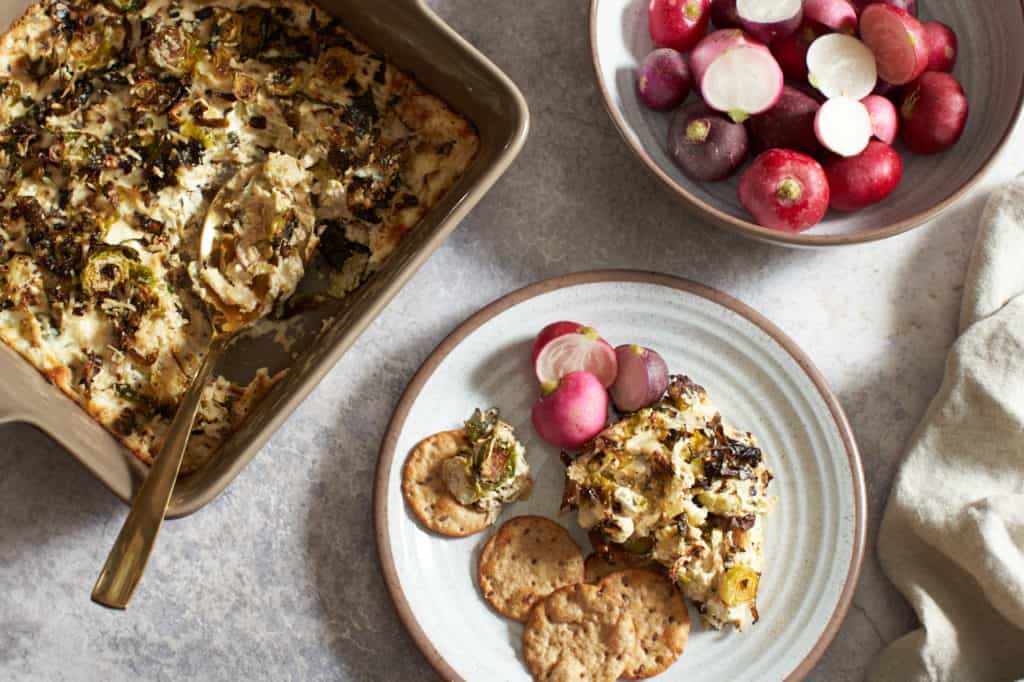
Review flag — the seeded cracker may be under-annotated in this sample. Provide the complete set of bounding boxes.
[583,551,657,584]
[477,516,585,621]
[598,569,691,679]
[401,430,492,537]
[523,583,636,682]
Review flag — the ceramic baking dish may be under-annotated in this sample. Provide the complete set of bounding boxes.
[0,0,529,517]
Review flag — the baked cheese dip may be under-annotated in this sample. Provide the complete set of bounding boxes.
[0,0,478,471]
[442,408,532,518]
[563,376,775,630]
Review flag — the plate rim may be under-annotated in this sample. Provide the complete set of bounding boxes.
[372,269,867,681]
[587,0,1024,248]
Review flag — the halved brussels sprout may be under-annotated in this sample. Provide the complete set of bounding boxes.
[148,25,196,76]
[82,246,152,297]
[718,566,759,607]
[69,18,126,69]
[130,77,184,114]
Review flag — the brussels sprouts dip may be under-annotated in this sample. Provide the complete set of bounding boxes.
[0,0,478,471]
[563,376,776,630]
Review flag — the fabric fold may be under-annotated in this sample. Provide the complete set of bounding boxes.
[872,179,1024,682]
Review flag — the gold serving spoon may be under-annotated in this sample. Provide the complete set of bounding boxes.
[92,155,316,608]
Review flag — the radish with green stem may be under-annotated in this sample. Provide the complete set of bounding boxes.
[859,4,928,85]
[924,21,958,73]
[739,149,829,232]
[815,96,873,157]
[649,0,712,52]
[862,94,898,144]
[531,371,609,450]
[803,0,858,33]
[735,0,802,44]
[806,33,877,100]
[637,48,692,111]
[825,141,903,211]
[609,345,669,413]
[690,29,783,123]
[668,101,749,181]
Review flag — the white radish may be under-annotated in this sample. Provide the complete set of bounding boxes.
[807,33,877,100]
[735,0,802,44]
[815,96,873,157]
[691,29,784,123]
[534,330,618,388]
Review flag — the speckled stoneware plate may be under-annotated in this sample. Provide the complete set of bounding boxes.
[374,270,866,681]
[590,0,1024,246]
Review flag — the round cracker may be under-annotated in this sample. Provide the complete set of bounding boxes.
[478,515,585,621]
[523,582,637,682]
[584,552,659,584]
[598,569,691,679]
[401,430,492,537]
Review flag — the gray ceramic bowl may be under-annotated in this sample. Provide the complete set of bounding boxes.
[591,0,1024,246]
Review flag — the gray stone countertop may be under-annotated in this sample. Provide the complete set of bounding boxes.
[2,2,1023,680]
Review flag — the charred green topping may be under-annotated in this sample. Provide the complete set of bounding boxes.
[442,407,532,513]
[0,0,477,468]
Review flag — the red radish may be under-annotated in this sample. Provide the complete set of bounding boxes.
[923,21,958,73]
[609,345,670,413]
[802,0,858,33]
[815,96,872,157]
[710,0,741,29]
[637,49,692,111]
[735,0,802,44]
[873,78,902,100]
[862,94,898,144]
[532,321,585,365]
[534,324,617,387]
[690,29,784,123]
[738,149,829,232]
[771,20,827,82]
[824,141,903,210]
[531,371,608,450]
[806,34,877,100]
[899,71,969,154]
[649,0,712,53]
[859,4,928,85]
[850,0,916,16]
[668,101,749,181]
[748,86,822,156]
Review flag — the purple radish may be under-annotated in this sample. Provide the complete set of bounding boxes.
[815,96,872,157]
[690,29,784,123]
[862,94,898,144]
[748,86,822,156]
[637,49,692,111]
[668,100,749,181]
[806,33,877,100]
[531,371,609,450]
[710,0,741,29]
[534,325,617,387]
[735,0,802,44]
[609,345,670,412]
[802,0,858,33]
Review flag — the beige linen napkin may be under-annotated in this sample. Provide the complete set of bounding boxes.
[871,179,1024,682]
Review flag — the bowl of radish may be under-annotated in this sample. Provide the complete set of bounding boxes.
[591,0,1024,246]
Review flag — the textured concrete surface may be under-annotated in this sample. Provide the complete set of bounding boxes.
[1,2,1022,681]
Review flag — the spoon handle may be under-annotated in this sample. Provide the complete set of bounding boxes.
[91,335,229,609]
